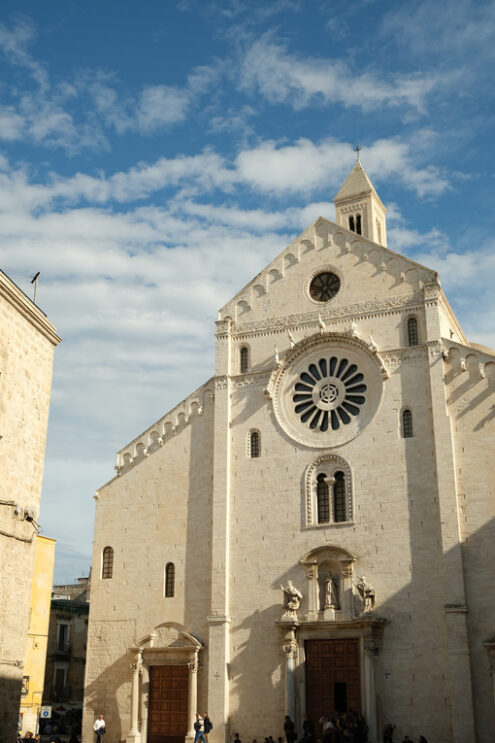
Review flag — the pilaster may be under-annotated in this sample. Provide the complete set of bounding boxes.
[424,286,476,742]
[126,650,143,743]
[282,627,298,720]
[207,321,233,742]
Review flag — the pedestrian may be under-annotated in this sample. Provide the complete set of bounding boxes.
[233,732,242,743]
[94,714,106,743]
[194,714,207,743]
[302,714,314,743]
[203,713,213,743]
[418,738,428,743]
[383,724,395,743]
[401,737,411,743]
[284,716,296,743]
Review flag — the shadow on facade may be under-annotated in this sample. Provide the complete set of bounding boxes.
[84,651,130,742]
[1,674,23,741]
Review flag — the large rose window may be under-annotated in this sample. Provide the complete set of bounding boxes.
[293,356,366,431]
[269,336,383,448]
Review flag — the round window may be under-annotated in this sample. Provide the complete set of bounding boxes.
[293,356,366,432]
[270,337,383,448]
[309,272,340,302]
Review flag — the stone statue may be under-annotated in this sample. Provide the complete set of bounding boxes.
[324,573,339,609]
[280,579,302,622]
[357,575,376,614]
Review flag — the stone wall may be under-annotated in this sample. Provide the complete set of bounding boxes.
[0,271,60,740]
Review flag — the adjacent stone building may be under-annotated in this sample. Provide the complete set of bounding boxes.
[83,161,495,743]
[43,577,90,707]
[0,269,60,740]
[43,577,90,705]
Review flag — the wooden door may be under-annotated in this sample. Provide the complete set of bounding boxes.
[305,639,361,724]
[148,665,189,743]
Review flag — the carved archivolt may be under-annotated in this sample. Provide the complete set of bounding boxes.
[304,454,353,526]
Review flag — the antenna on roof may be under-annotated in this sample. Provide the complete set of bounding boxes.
[354,144,362,161]
[31,272,40,304]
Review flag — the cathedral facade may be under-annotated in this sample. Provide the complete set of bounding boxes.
[83,161,495,743]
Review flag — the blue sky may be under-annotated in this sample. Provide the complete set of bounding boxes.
[1,0,494,582]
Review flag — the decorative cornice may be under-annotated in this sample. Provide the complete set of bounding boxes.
[207,615,232,625]
[444,603,468,614]
[0,270,61,347]
[224,292,425,337]
[115,381,214,473]
[233,371,271,388]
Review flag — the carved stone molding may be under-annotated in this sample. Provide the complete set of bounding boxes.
[233,371,271,389]
[232,293,425,336]
[304,454,353,526]
[214,376,228,390]
[381,346,428,366]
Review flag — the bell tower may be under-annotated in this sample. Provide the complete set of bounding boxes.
[334,153,387,247]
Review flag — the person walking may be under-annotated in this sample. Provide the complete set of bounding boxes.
[94,714,106,743]
[203,713,213,743]
[194,714,207,743]
[284,716,296,743]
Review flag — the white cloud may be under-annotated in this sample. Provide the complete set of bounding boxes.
[0,106,24,140]
[235,137,449,197]
[0,18,48,89]
[240,35,440,113]
[0,21,219,153]
[382,0,495,63]
[137,85,190,131]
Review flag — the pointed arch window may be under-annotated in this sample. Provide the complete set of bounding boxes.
[240,346,249,373]
[102,547,114,579]
[165,562,175,597]
[356,214,362,235]
[402,409,413,438]
[316,474,330,524]
[407,317,419,346]
[249,430,260,458]
[349,216,355,232]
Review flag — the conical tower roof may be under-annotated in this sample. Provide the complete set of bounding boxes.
[334,158,382,205]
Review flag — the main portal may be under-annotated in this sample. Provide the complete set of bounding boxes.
[305,639,361,722]
[147,665,189,743]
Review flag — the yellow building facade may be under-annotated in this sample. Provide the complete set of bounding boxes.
[19,535,56,735]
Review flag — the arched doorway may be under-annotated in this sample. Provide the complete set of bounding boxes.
[126,623,204,743]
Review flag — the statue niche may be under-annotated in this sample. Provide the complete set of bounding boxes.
[300,546,356,622]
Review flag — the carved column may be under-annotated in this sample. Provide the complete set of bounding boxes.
[363,642,378,743]
[126,650,143,743]
[304,562,319,620]
[283,628,298,721]
[341,563,354,620]
[187,659,199,741]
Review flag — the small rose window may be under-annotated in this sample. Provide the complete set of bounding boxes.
[309,272,340,302]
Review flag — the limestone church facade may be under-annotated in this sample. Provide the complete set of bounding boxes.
[83,161,495,743]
